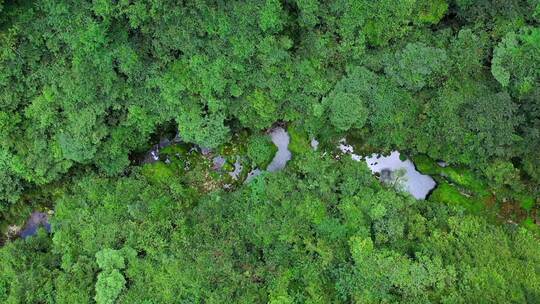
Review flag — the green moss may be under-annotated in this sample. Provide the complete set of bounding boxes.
[429,181,484,214]
[442,166,489,196]
[160,144,190,157]
[219,135,248,157]
[518,195,536,211]
[412,154,441,175]
[238,162,252,182]
[141,162,178,185]
[222,160,235,172]
[522,217,540,234]
[413,154,489,197]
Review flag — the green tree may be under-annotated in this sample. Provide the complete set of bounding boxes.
[384,42,449,91]
[492,27,540,96]
[327,91,368,132]
[247,134,276,168]
[417,80,521,168]
[95,270,125,304]
[0,232,59,304]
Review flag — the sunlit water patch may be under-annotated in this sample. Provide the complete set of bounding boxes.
[20,212,51,239]
[143,130,436,199]
[364,151,436,199]
[267,127,292,172]
[335,139,436,199]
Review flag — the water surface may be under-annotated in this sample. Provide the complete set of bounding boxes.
[20,212,51,239]
[267,127,292,172]
[143,130,436,199]
[364,151,436,199]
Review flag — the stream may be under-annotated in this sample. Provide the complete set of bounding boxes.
[364,151,436,199]
[9,212,52,240]
[143,128,436,199]
[17,128,437,239]
[337,139,436,199]
[267,127,292,172]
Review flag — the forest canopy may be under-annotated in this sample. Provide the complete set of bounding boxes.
[1,0,540,303]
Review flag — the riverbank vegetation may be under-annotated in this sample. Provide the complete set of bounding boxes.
[1,0,540,302]
[3,154,540,303]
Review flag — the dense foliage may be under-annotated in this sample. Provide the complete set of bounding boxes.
[2,155,540,303]
[1,0,540,303]
[0,0,539,192]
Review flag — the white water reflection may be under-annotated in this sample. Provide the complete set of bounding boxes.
[245,168,263,183]
[212,156,226,170]
[229,157,243,180]
[437,161,448,167]
[243,127,291,183]
[143,138,172,164]
[311,139,319,150]
[267,127,292,172]
[338,139,354,153]
[20,212,51,238]
[334,139,436,200]
[144,131,436,200]
[365,151,436,199]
